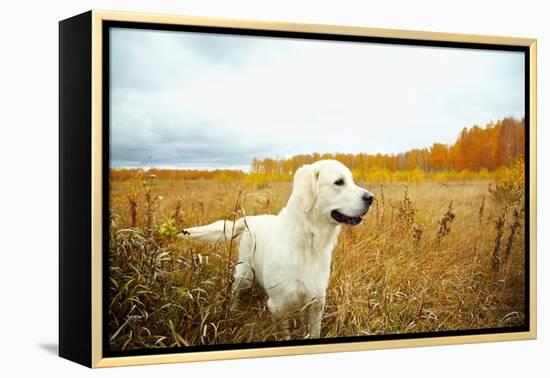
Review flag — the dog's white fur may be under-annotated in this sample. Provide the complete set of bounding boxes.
[180,160,373,338]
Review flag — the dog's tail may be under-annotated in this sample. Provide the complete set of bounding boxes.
[179,218,247,243]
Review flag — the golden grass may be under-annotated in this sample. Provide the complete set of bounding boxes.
[108,177,525,350]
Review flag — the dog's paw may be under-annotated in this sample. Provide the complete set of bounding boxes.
[178,229,190,238]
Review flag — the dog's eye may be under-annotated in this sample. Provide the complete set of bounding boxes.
[334,178,345,186]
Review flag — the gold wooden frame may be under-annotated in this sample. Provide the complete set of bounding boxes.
[89,10,537,368]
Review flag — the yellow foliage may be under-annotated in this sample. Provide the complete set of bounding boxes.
[112,159,525,185]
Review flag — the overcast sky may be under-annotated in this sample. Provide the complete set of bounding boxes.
[110,27,525,170]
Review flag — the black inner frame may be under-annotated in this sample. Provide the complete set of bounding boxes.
[102,20,531,358]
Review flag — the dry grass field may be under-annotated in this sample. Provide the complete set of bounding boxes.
[108,173,526,351]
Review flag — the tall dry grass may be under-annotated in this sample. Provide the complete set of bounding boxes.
[108,175,525,350]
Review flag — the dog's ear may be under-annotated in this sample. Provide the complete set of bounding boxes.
[292,164,319,212]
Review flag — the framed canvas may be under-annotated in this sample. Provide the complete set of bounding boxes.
[59,10,537,368]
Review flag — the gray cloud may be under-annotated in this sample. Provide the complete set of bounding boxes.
[110,28,525,170]
[111,28,260,94]
[172,31,260,65]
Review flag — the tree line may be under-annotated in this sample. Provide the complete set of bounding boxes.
[251,117,525,175]
[110,117,524,181]
[110,168,244,181]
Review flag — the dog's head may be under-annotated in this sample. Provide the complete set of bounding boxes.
[291,160,373,226]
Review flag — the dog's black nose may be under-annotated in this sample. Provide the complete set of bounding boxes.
[362,193,374,205]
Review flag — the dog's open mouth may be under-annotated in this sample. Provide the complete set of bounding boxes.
[331,210,365,226]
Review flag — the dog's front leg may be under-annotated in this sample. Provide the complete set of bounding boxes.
[307,297,325,339]
[267,298,292,340]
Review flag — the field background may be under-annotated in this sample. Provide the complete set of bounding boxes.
[108,118,526,351]
[108,170,526,351]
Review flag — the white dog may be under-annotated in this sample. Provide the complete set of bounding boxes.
[180,160,373,339]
